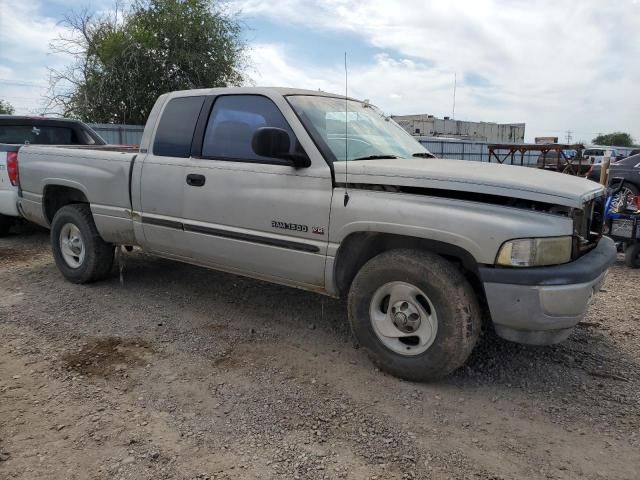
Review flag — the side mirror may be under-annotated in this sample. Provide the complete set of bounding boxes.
[252,127,310,168]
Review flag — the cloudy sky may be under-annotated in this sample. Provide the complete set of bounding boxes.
[0,0,639,143]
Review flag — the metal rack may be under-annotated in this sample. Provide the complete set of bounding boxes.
[487,143,588,175]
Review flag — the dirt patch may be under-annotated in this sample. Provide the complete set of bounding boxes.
[60,336,152,377]
[208,333,260,368]
[2,230,640,479]
[0,247,46,264]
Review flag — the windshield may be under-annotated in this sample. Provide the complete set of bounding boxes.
[287,95,432,162]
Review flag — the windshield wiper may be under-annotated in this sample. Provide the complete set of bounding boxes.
[352,155,398,160]
[412,152,436,159]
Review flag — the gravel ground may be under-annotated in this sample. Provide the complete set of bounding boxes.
[1,224,639,480]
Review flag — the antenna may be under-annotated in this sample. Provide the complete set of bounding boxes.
[343,52,350,207]
[452,72,457,119]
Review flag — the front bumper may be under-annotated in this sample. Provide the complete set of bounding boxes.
[479,236,617,345]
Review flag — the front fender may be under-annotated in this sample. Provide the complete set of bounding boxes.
[328,189,573,265]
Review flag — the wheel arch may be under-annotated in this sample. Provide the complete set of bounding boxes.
[332,231,484,299]
[42,183,90,226]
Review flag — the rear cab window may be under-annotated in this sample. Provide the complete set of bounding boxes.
[153,96,205,157]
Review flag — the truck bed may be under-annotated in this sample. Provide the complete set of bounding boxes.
[18,144,138,244]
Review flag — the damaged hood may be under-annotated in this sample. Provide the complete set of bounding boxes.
[334,158,604,208]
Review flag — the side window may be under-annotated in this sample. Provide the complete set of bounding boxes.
[153,96,205,157]
[202,95,295,162]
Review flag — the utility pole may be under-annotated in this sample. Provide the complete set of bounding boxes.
[565,130,573,144]
[452,73,457,120]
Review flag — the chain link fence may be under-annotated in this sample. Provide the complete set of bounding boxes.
[89,124,145,145]
[89,125,541,166]
[418,138,539,166]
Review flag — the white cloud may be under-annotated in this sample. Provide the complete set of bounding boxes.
[1,0,638,143]
[248,45,488,117]
[0,0,72,114]
[239,0,640,142]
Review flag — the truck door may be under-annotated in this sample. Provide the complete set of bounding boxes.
[181,94,333,288]
[139,95,205,258]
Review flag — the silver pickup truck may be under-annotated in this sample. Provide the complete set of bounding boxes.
[16,87,616,381]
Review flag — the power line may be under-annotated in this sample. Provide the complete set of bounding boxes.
[0,95,43,100]
[565,130,572,143]
[0,79,48,88]
[541,128,603,138]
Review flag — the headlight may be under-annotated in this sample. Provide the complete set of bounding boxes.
[496,236,572,267]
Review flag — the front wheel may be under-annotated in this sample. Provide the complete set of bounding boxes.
[51,204,114,283]
[348,249,481,382]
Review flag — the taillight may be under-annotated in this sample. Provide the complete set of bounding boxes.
[6,151,18,186]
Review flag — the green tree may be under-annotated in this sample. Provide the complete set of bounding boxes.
[0,99,15,115]
[47,0,246,124]
[592,132,635,147]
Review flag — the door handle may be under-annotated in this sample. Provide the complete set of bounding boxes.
[186,173,206,187]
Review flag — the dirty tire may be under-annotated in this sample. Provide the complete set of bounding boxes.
[348,249,481,382]
[51,204,114,283]
[625,243,640,268]
[0,214,12,237]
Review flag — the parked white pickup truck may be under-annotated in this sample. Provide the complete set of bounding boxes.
[15,88,616,381]
[0,116,106,235]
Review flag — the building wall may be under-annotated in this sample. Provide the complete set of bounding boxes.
[392,114,525,144]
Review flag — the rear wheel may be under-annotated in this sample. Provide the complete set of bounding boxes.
[51,204,114,283]
[348,249,481,382]
[0,214,12,237]
[625,243,640,268]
